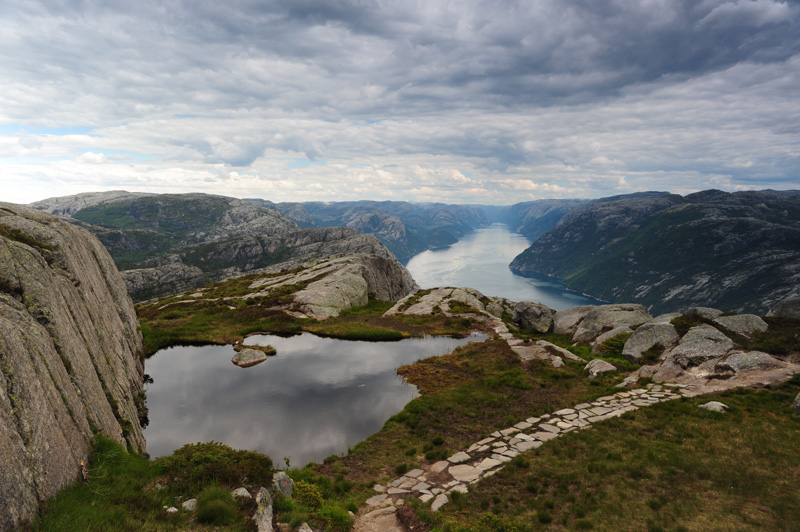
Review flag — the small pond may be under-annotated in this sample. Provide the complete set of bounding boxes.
[144,332,484,466]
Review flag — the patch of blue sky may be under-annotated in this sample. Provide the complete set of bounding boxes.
[289,158,328,169]
[0,124,95,135]
[364,119,385,124]
[173,114,198,118]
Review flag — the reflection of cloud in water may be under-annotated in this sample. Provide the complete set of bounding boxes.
[145,333,481,465]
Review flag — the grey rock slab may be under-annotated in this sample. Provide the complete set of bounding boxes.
[532,431,559,442]
[491,454,513,462]
[712,314,768,338]
[551,355,565,368]
[526,416,541,424]
[574,403,592,410]
[538,423,561,433]
[419,493,434,503]
[430,461,450,473]
[373,484,385,493]
[412,482,431,492]
[513,421,532,430]
[590,406,613,416]
[476,457,503,470]
[448,451,471,463]
[554,408,576,416]
[449,465,481,483]
[387,488,410,495]
[166,507,178,514]
[405,468,424,478]
[515,440,542,452]
[431,494,449,512]
[449,484,469,494]
[399,477,418,489]
[232,348,269,368]
[500,427,520,436]
[688,307,724,320]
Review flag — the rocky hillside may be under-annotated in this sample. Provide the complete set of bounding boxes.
[0,203,145,531]
[31,192,401,301]
[510,190,800,314]
[249,199,489,260]
[495,199,586,241]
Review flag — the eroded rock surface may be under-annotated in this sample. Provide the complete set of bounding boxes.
[572,304,651,343]
[513,301,555,333]
[0,203,145,531]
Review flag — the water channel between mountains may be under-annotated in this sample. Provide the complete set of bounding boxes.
[145,223,598,465]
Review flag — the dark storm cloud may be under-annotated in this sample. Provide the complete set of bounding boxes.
[0,0,798,203]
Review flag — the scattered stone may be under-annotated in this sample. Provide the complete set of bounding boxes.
[419,493,434,503]
[532,431,558,442]
[387,488,410,495]
[536,340,586,362]
[538,423,561,434]
[794,392,800,415]
[298,524,313,532]
[449,465,481,483]
[166,506,178,514]
[585,359,617,377]
[551,356,564,368]
[373,484,385,493]
[253,487,274,532]
[405,468,424,478]
[272,471,294,498]
[366,494,388,506]
[232,348,269,368]
[699,401,729,412]
[554,408,576,416]
[513,301,555,333]
[712,314,769,338]
[515,440,542,452]
[181,498,197,512]
[232,487,252,499]
[431,494,449,512]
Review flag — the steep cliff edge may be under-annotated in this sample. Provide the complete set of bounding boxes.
[0,203,145,531]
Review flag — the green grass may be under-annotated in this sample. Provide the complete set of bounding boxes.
[25,437,267,532]
[412,375,800,532]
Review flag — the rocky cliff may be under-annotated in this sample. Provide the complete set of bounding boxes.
[0,203,145,531]
[510,190,800,314]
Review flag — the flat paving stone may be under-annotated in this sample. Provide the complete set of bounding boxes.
[515,440,542,452]
[431,494,449,512]
[514,421,532,430]
[532,431,559,441]
[554,408,576,416]
[406,469,424,478]
[430,461,449,473]
[476,458,503,470]
[366,494,388,506]
[419,493,433,503]
[539,423,561,433]
[448,451,471,463]
[449,465,481,483]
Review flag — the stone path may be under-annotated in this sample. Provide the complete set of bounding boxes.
[355,321,695,528]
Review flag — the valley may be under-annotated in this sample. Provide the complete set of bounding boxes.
[3,191,800,532]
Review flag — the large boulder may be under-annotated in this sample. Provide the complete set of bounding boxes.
[272,471,294,498]
[232,349,269,368]
[669,325,734,367]
[687,307,724,320]
[712,314,768,338]
[715,351,784,374]
[552,305,595,335]
[591,326,633,354]
[572,304,651,343]
[0,203,145,531]
[767,294,800,319]
[621,313,681,363]
[585,359,617,377]
[513,301,555,333]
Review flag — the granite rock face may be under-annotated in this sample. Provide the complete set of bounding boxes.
[513,301,555,333]
[621,313,681,363]
[767,294,800,319]
[0,203,145,531]
[572,304,651,343]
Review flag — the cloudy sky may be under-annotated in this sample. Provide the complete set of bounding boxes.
[1,0,799,205]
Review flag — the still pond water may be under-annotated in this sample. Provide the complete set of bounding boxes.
[145,333,483,465]
[405,223,603,310]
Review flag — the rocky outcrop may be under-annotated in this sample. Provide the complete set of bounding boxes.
[0,203,145,531]
[712,314,768,338]
[621,313,681,363]
[249,253,418,319]
[585,359,617,377]
[512,301,554,333]
[552,306,595,336]
[767,294,800,320]
[121,261,206,302]
[510,190,800,314]
[572,304,651,343]
[670,325,734,367]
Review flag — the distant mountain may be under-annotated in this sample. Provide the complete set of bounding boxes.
[509,190,800,314]
[496,199,588,241]
[31,192,399,301]
[247,199,490,260]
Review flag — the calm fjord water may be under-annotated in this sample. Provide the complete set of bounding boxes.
[405,223,602,310]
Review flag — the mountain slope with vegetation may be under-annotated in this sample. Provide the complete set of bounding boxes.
[510,190,800,314]
[249,199,490,260]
